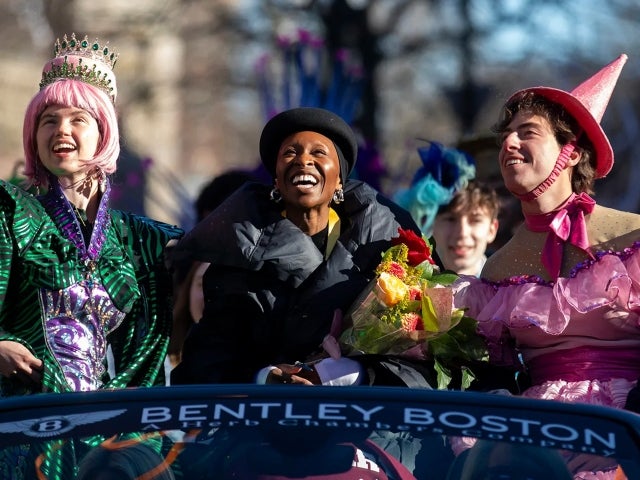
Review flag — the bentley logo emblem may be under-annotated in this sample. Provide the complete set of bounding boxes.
[0,409,127,437]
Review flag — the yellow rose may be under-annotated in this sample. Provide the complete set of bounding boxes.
[376,272,409,307]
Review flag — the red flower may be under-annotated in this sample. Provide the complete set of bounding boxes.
[392,228,435,266]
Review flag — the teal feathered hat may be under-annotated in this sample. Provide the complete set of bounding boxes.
[394,141,476,237]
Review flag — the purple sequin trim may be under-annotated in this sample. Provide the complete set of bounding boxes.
[39,178,111,262]
[484,241,640,289]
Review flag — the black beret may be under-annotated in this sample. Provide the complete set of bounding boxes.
[259,107,358,181]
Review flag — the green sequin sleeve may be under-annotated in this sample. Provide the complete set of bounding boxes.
[105,211,183,388]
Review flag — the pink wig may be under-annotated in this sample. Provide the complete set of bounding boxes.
[22,78,120,188]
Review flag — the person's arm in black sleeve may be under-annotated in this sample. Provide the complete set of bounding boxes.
[170,265,262,385]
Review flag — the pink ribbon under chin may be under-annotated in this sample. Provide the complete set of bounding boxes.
[513,143,576,202]
[524,192,596,280]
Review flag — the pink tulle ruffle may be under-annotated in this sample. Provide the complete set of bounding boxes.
[453,247,640,364]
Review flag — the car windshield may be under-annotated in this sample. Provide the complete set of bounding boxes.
[0,385,638,479]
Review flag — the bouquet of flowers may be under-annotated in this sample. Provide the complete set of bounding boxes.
[337,228,488,389]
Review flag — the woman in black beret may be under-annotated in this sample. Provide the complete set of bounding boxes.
[170,107,436,388]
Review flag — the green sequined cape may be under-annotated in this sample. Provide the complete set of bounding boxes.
[0,180,184,478]
[0,180,183,394]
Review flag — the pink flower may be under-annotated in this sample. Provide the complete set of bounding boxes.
[384,262,406,279]
[409,286,422,301]
[401,312,422,332]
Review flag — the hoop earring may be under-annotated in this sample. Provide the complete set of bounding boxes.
[332,188,344,204]
[270,187,282,203]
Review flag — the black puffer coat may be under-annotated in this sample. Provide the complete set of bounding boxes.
[171,180,436,386]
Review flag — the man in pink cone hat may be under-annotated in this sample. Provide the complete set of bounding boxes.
[452,55,640,478]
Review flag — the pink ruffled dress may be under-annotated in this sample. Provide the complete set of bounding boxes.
[450,217,640,479]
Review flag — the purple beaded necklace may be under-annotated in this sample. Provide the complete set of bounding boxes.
[39,176,111,263]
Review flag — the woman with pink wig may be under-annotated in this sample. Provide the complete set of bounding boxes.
[0,33,182,478]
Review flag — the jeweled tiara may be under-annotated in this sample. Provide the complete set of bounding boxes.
[39,33,119,101]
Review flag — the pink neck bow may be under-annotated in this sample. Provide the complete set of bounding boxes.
[524,192,596,280]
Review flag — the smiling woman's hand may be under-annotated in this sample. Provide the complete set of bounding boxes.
[267,363,321,385]
[0,340,43,385]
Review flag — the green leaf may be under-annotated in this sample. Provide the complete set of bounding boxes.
[421,295,439,332]
[460,367,476,391]
[434,358,452,390]
[416,261,435,279]
[429,272,459,286]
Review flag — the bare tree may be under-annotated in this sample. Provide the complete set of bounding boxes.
[3,0,640,220]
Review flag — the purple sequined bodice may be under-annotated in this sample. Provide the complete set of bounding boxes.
[42,278,125,392]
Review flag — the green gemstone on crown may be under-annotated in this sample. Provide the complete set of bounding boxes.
[44,33,118,101]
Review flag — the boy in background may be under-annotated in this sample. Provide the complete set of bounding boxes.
[432,180,499,276]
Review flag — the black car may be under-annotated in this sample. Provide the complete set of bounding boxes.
[0,384,638,479]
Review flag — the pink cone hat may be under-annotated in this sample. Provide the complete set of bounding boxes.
[507,54,628,178]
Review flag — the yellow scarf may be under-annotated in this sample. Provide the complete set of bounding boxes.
[325,208,341,259]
